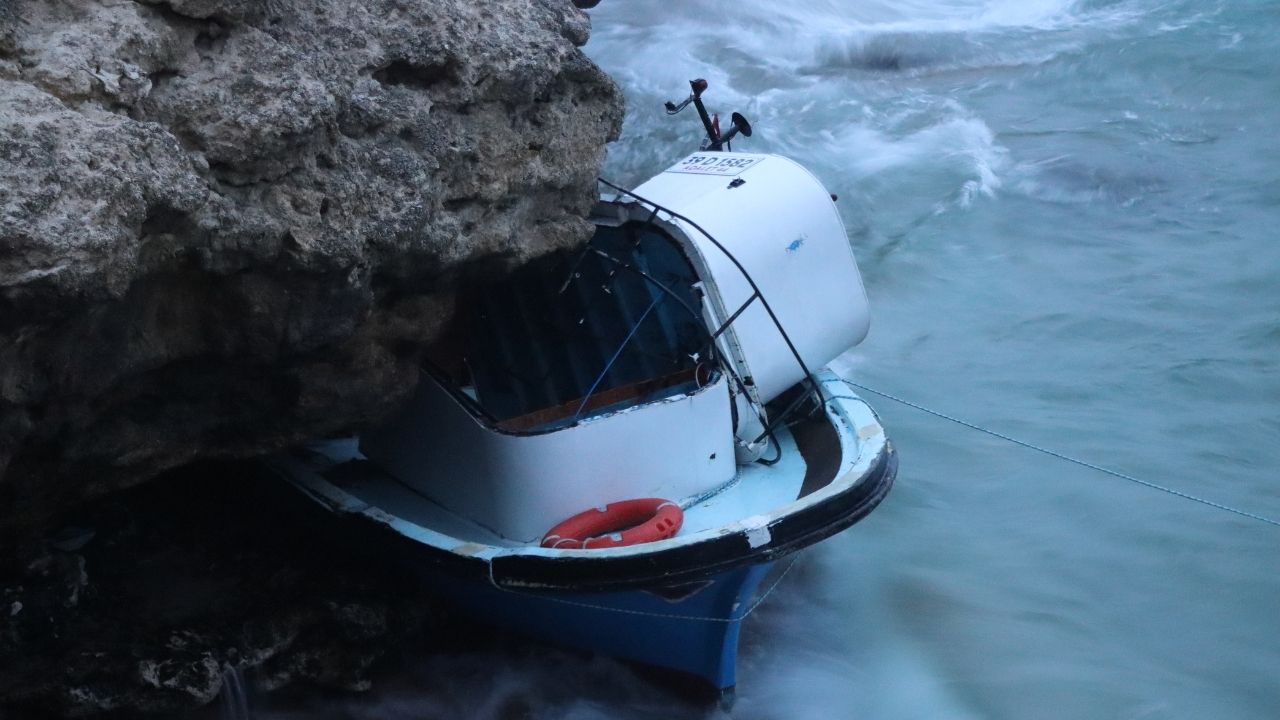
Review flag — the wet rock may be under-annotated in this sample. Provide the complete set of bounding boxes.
[0,0,623,533]
[0,461,439,716]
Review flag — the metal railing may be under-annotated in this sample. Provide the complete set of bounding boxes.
[596,177,825,446]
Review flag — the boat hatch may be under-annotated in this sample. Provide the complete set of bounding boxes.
[427,221,718,433]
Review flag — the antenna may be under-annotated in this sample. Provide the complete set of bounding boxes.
[716,112,753,151]
[663,78,752,152]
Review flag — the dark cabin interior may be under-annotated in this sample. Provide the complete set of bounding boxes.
[426,222,717,432]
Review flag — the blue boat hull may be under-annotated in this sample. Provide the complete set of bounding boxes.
[425,562,774,690]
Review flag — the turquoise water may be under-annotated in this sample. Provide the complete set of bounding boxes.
[260,2,1280,717]
[587,2,1280,717]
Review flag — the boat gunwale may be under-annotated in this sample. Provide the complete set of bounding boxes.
[267,371,896,592]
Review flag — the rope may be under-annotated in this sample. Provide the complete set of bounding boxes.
[832,382,1280,530]
[573,294,663,420]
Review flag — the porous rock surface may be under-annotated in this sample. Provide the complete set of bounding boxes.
[0,0,622,533]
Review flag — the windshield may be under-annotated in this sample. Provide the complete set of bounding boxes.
[426,221,716,432]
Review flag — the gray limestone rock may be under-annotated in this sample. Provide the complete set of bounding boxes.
[0,0,624,531]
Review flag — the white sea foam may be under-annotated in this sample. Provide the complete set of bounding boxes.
[734,540,982,720]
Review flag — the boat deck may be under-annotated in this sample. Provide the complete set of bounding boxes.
[302,424,812,547]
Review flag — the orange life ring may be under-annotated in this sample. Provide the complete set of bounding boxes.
[541,498,683,550]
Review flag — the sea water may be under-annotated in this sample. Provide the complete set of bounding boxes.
[260,1,1280,717]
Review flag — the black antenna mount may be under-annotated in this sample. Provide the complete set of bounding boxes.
[663,78,751,152]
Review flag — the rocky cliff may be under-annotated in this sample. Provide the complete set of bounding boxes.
[0,0,623,535]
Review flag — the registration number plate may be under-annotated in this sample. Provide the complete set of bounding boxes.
[665,153,764,176]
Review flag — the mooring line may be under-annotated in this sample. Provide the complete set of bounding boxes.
[833,382,1280,530]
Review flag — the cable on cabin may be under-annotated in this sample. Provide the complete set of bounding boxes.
[572,294,664,421]
[830,382,1280,530]
[755,429,784,466]
[588,235,780,460]
[596,177,825,417]
[587,247,714,352]
[585,244,776,458]
[598,177,826,462]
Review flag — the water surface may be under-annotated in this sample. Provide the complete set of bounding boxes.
[262,1,1280,717]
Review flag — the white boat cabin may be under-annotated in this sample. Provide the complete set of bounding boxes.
[361,152,871,543]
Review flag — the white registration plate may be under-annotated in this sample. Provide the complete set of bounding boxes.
[665,153,763,176]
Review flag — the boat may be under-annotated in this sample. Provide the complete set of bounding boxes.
[266,79,896,699]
